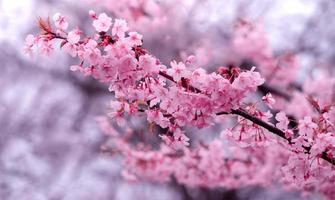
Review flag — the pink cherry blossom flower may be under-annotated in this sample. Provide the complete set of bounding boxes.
[171,129,190,149]
[323,106,335,127]
[146,109,170,128]
[275,111,289,130]
[108,100,126,126]
[39,40,54,55]
[311,132,335,157]
[53,13,68,30]
[138,54,159,75]
[127,32,143,46]
[23,34,36,56]
[149,85,168,107]
[232,67,264,92]
[93,13,112,32]
[167,60,188,82]
[63,42,77,57]
[112,19,129,38]
[67,28,81,44]
[161,129,190,149]
[190,68,207,86]
[79,39,101,65]
[262,93,276,108]
[257,110,273,123]
[298,116,317,138]
[284,130,294,139]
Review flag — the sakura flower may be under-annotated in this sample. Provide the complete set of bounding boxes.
[311,132,335,157]
[79,39,101,65]
[298,116,317,138]
[161,129,190,149]
[262,93,276,108]
[275,111,289,130]
[284,130,294,140]
[39,40,54,55]
[67,28,81,44]
[116,55,138,80]
[63,28,81,57]
[232,67,264,91]
[171,129,190,148]
[53,13,68,30]
[139,54,159,75]
[146,109,170,128]
[63,42,77,57]
[127,32,143,46]
[149,86,168,107]
[257,110,273,123]
[93,13,112,32]
[323,106,335,127]
[167,60,188,82]
[112,19,129,38]
[108,101,126,126]
[190,68,207,86]
[23,34,36,56]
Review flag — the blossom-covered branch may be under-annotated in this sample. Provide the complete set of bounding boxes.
[25,12,335,199]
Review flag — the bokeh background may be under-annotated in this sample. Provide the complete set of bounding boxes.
[1,0,334,199]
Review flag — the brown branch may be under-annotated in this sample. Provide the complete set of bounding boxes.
[226,109,290,142]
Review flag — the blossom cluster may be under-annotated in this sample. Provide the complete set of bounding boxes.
[25,12,335,199]
[25,12,265,149]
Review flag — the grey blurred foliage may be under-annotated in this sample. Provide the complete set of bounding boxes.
[0,0,333,199]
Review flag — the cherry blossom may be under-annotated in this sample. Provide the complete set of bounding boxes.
[138,54,160,76]
[275,111,289,130]
[39,40,54,56]
[52,13,68,30]
[166,60,188,82]
[298,116,317,138]
[126,31,143,46]
[262,93,276,108]
[146,109,170,129]
[23,34,36,56]
[232,67,265,92]
[112,19,129,38]
[93,13,112,32]
[67,28,81,44]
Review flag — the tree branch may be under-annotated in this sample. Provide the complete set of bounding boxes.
[217,109,335,166]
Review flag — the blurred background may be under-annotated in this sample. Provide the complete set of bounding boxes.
[0,0,334,199]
